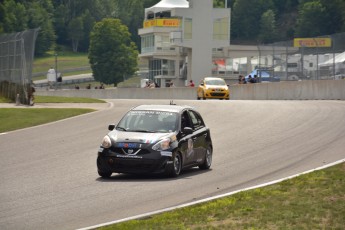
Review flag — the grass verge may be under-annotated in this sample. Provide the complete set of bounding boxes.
[33,51,89,75]
[0,108,95,132]
[99,162,345,230]
[0,97,13,103]
[34,95,106,103]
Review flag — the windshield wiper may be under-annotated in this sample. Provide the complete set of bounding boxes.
[116,126,127,131]
[130,129,156,133]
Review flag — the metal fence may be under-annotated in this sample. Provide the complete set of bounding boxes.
[0,29,39,104]
[257,32,345,81]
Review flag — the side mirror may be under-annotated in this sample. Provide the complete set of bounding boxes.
[183,127,193,135]
[108,124,116,131]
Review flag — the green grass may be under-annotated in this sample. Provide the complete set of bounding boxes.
[34,95,106,103]
[0,95,106,104]
[117,76,141,88]
[99,163,345,230]
[33,51,90,79]
[0,108,95,132]
[0,97,13,103]
[0,95,105,132]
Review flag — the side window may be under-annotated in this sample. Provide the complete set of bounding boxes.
[187,110,204,129]
[181,111,191,129]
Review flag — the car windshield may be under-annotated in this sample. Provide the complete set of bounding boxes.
[116,110,178,133]
[205,79,226,86]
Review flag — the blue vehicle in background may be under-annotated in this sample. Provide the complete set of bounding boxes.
[245,68,280,82]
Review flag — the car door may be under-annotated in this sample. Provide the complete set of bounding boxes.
[179,110,196,166]
[187,110,208,164]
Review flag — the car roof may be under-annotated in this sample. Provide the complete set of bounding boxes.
[132,104,194,113]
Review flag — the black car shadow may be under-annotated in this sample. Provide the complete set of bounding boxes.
[96,168,212,182]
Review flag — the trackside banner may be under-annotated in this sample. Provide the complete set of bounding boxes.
[143,19,180,28]
[293,38,332,47]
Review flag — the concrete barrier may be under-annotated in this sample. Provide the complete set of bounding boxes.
[35,80,345,100]
[36,87,197,100]
[230,80,345,100]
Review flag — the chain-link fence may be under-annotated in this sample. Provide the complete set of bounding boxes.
[0,29,39,104]
[257,32,345,81]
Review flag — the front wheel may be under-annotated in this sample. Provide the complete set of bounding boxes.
[97,157,112,178]
[166,152,182,177]
[98,169,112,178]
[199,146,212,170]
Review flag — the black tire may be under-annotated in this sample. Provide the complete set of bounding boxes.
[199,146,212,170]
[97,157,112,178]
[166,152,182,177]
[98,169,112,178]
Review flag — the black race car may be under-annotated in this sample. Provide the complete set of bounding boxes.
[97,104,213,178]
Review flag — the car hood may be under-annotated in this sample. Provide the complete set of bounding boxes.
[205,85,228,90]
[108,130,174,144]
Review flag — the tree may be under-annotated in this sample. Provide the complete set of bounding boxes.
[26,1,55,56]
[89,18,138,85]
[0,0,55,56]
[231,0,274,42]
[295,1,327,37]
[258,9,277,44]
[68,17,83,52]
[0,0,27,32]
[78,10,95,52]
[318,0,345,34]
[213,0,225,8]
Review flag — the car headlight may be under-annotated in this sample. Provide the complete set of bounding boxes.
[101,135,112,148]
[152,138,171,151]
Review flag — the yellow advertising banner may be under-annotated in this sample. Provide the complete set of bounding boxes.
[144,19,180,28]
[294,38,332,47]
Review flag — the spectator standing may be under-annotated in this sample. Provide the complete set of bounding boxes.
[248,75,255,83]
[188,80,195,87]
[28,83,35,106]
[239,75,247,84]
[254,74,259,83]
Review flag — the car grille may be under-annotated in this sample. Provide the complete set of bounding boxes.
[111,147,150,155]
[210,92,226,96]
[111,158,158,172]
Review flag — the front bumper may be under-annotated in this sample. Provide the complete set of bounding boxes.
[204,90,229,99]
[97,147,173,174]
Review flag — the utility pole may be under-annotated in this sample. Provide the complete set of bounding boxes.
[55,53,58,89]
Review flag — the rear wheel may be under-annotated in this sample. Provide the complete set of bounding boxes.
[199,146,212,170]
[166,152,182,177]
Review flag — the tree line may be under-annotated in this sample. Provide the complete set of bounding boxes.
[1,0,344,56]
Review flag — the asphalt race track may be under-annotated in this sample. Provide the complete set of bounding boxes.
[1,100,345,230]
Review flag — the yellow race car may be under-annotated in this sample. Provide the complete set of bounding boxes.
[197,77,230,100]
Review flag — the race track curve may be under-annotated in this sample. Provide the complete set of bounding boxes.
[0,100,344,229]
